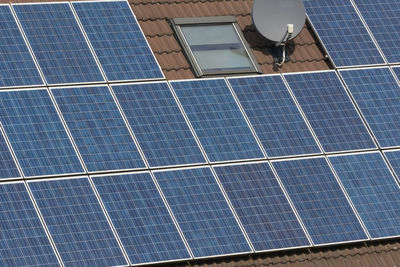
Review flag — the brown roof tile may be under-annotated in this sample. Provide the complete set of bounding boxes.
[131,0,331,79]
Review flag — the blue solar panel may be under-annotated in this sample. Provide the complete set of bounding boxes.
[154,167,251,257]
[170,79,264,162]
[52,86,145,172]
[92,173,190,264]
[13,3,103,85]
[73,1,163,81]
[303,0,384,67]
[340,67,400,148]
[0,6,42,87]
[392,66,400,82]
[330,152,400,238]
[28,178,127,267]
[0,89,83,177]
[273,157,368,245]
[0,182,59,266]
[112,82,205,167]
[353,0,400,63]
[384,150,400,179]
[228,76,320,157]
[0,130,20,180]
[285,72,376,152]
[214,163,310,251]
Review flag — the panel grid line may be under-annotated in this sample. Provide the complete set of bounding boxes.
[224,77,268,159]
[0,122,23,179]
[23,181,65,267]
[46,88,89,174]
[87,176,132,265]
[324,156,372,239]
[210,166,256,252]
[8,3,47,86]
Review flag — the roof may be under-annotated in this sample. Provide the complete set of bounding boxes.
[129,0,332,79]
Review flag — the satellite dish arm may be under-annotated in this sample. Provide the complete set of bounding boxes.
[276,24,293,66]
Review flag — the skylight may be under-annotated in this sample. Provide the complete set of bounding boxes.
[171,16,261,77]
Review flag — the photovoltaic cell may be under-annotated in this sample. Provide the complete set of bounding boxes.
[214,163,310,251]
[0,6,42,87]
[273,157,367,245]
[353,0,400,63]
[112,82,205,167]
[93,173,190,264]
[330,152,400,238]
[384,150,400,179]
[303,0,384,67]
[392,66,400,82]
[228,76,320,157]
[340,68,400,148]
[73,1,163,81]
[154,167,251,257]
[170,79,264,162]
[0,89,83,177]
[0,183,59,267]
[13,3,103,85]
[0,130,20,180]
[28,178,127,267]
[285,72,376,152]
[52,86,145,172]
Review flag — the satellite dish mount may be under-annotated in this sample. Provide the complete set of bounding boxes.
[251,0,306,66]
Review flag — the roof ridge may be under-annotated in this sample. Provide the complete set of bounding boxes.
[130,0,247,6]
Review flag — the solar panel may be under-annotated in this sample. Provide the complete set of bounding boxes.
[92,173,190,264]
[340,67,400,148]
[51,86,145,172]
[384,150,400,179]
[303,0,384,67]
[0,182,59,266]
[392,66,400,81]
[13,3,103,85]
[0,130,20,180]
[0,89,83,177]
[330,152,400,239]
[285,71,376,152]
[353,0,400,63]
[154,167,251,257]
[112,82,205,167]
[170,79,264,162]
[273,157,368,245]
[0,6,43,87]
[28,178,127,267]
[228,75,321,157]
[214,163,310,251]
[72,1,163,81]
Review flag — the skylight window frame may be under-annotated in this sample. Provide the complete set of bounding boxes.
[171,16,262,77]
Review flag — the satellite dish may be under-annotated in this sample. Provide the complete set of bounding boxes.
[251,0,306,43]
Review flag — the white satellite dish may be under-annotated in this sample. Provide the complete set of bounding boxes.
[252,0,306,65]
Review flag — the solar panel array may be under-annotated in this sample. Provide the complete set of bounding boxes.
[1,0,400,266]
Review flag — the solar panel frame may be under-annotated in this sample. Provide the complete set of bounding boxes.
[0,88,85,178]
[351,0,400,64]
[272,156,369,246]
[111,81,207,168]
[50,84,146,173]
[0,124,21,180]
[71,0,165,82]
[213,161,312,252]
[91,171,192,265]
[339,66,400,149]
[283,70,377,153]
[153,166,253,258]
[303,0,385,68]
[0,181,62,267]
[0,4,44,89]
[12,2,105,86]
[27,176,129,267]
[227,74,322,158]
[329,151,400,239]
[169,77,265,163]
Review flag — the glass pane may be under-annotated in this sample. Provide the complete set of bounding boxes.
[181,24,255,73]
